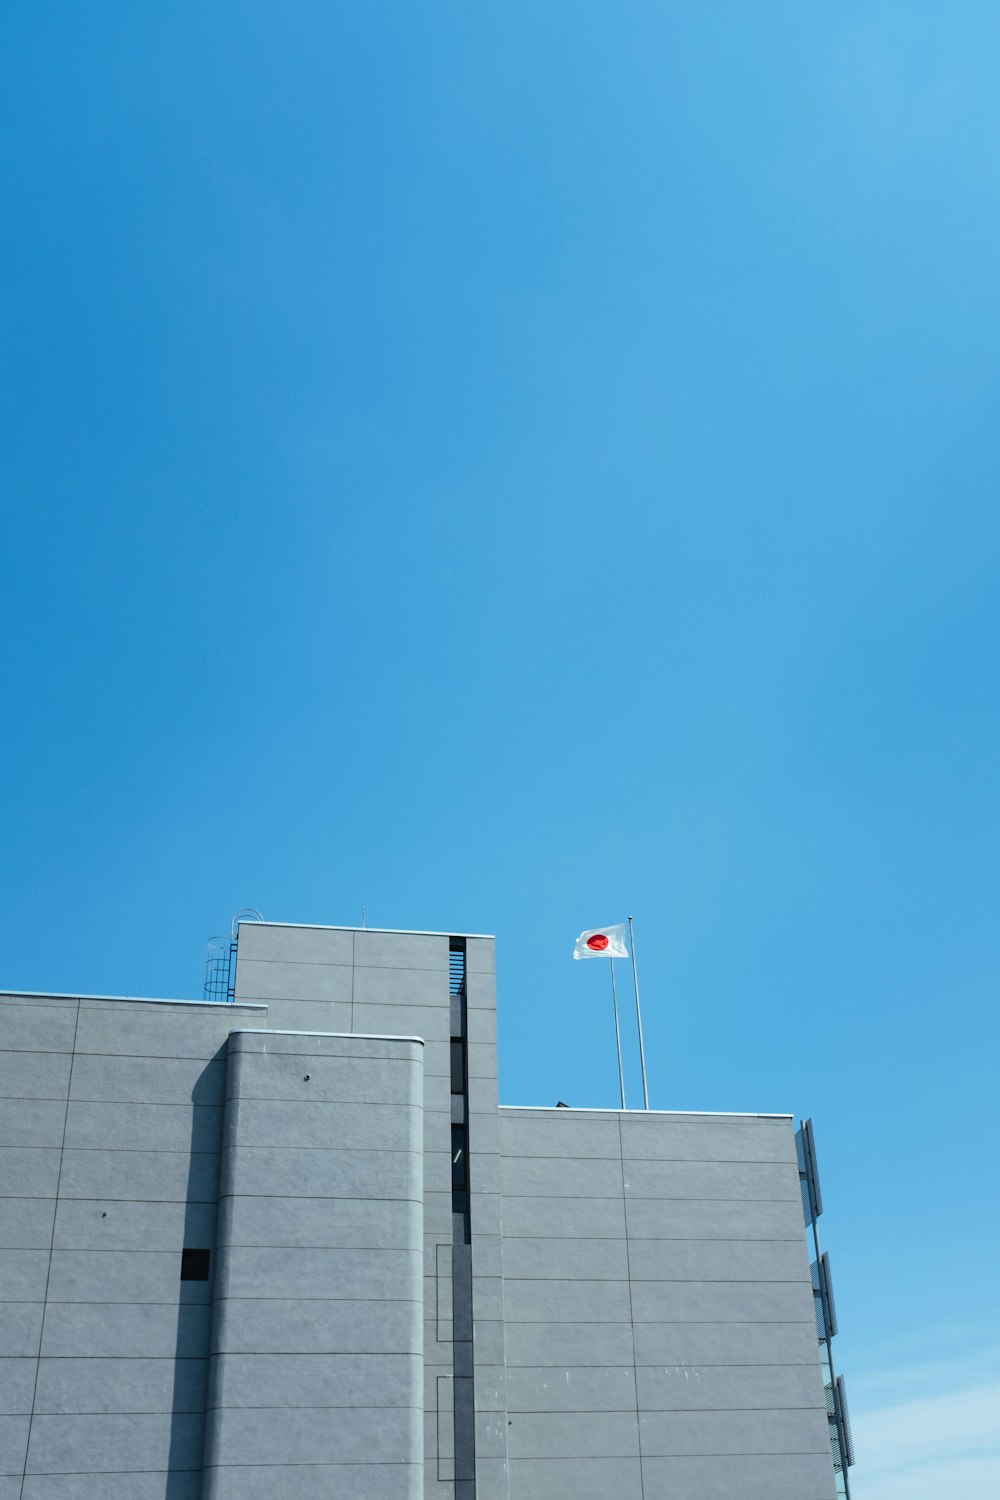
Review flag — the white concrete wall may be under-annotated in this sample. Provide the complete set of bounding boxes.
[498,1106,836,1500]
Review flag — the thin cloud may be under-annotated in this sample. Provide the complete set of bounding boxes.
[852,1454,1000,1500]
[850,1355,1000,1500]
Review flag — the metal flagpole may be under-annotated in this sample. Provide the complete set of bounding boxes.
[627,915,650,1110]
[609,958,626,1111]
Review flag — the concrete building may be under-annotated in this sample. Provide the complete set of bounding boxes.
[0,920,852,1499]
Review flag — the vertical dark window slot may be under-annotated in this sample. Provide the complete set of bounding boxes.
[450,1039,466,1094]
[448,936,471,1238]
[449,936,476,1489]
[451,1125,467,1190]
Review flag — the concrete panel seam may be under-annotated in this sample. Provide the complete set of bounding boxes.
[220,1094,419,1109]
[502,1404,826,1414]
[627,1319,817,1326]
[501,1275,810,1284]
[221,1143,424,1155]
[624,1194,800,1204]
[228,958,353,969]
[619,1111,645,1500]
[14,1050,222,1066]
[500,1154,801,1167]
[14,1468,202,1477]
[640,1446,831,1456]
[207,1293,422,1306]
[202,1401,424,1412]
[218,1194,423,1207]
[353,964,455,975]
[54,1145,221,1155]
[20,997,81,1495]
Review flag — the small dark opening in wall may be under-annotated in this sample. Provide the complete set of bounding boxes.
[181,1248,211,1281]
[450,1039,466,1094]
[452,1125,467,1191]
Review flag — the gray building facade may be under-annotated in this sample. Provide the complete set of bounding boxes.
[0,921,851,1498]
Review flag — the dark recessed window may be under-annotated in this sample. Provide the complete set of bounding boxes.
[181,1248,211,1281]
[451,1126,467,1191]
[450,1039,466,1095]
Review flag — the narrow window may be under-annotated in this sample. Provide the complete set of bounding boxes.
[448,939,466,996]
[450,1039,466,1094]
[451,1125,467,1190]
[181,1248,211,1281]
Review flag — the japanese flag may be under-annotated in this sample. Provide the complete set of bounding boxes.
[573,924,629,960]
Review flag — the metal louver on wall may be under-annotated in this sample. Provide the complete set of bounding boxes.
[812,1250,839,1340]
[796,1117,824,1226]
[835,1375,855,1468]
[449,941,466,996]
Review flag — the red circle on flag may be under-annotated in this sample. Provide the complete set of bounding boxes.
[586,933,609,951]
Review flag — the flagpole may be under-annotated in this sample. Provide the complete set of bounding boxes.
[627,914,650,1110]
[610,958,626,1111]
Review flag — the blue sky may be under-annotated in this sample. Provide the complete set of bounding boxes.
[2,4,998,1491]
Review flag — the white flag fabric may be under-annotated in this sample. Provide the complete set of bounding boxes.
[573,924,629,960]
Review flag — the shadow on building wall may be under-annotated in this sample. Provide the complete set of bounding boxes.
[166,1046,226,1499]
